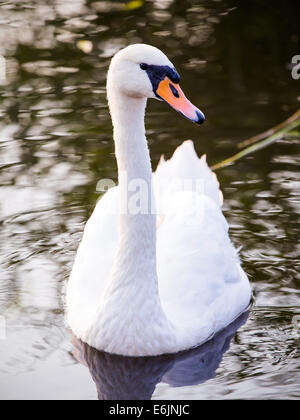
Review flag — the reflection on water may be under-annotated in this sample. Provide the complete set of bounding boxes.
[0,0,300,400]
[74,312,249,400]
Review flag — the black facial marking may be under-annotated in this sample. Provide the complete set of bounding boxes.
[140,63,148,70]
[144,65,180,96]
[169,83,180,98]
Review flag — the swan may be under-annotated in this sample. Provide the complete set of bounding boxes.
[66,44,251,356]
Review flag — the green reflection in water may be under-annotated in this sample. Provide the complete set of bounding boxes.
[0,0,299,400]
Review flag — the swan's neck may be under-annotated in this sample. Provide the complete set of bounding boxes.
[109,92,157,286]
[88,86,177,356]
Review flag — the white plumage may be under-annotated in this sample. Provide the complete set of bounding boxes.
[66,44,251,356]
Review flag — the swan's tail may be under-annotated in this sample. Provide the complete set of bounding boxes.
[154,140,223,216]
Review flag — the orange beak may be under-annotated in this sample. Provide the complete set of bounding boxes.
[155,77,205,124]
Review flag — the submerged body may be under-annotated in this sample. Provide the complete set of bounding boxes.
[66,44,251,356]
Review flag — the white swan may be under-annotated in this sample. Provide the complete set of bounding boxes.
[66,44,251,356]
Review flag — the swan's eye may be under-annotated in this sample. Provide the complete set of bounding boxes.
[140,63,148,70]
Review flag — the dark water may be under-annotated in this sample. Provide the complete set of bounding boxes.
[0,0,299,400]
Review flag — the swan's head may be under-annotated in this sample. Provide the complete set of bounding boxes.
[107,44,205,125]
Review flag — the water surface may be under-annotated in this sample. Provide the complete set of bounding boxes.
[0,0,299,400]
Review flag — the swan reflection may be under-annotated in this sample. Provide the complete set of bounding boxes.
[73,311,249,400]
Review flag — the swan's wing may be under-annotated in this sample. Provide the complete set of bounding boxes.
[153,140,223,217]
[154,141,251,343]
[66,186,119,338]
